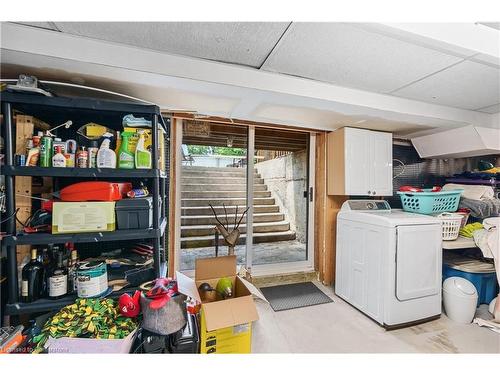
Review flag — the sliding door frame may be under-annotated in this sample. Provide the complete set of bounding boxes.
[175,118,315,276]
[247,132,315,276]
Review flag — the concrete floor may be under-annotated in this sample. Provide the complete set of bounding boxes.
[181,240,306,270]
[252,282,500,353]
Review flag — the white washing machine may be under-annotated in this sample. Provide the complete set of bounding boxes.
[335,200,443,329]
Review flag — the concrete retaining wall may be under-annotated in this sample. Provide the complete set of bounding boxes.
[255,150,307,243]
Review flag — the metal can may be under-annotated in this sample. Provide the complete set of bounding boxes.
[88,141,99,168]
[76,146,88,168]
[14,154,26,166]
[64,153,75,167]
[39,135,53,167]
[127,187,149,198]
[76,261,108,298]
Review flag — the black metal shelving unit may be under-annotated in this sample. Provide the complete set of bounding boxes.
[0,91,169,316]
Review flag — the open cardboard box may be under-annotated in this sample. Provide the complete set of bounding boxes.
[45,329,137,354]
[176,255,263,353]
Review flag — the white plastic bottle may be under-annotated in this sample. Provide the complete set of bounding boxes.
[52,146,66,168]
[97,134,117,168]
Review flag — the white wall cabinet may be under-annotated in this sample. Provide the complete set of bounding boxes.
[327,127,393,196]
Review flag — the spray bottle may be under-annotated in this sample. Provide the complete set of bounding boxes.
[97,133,116,168]
[134,130,152,169]
[118,132,135,169]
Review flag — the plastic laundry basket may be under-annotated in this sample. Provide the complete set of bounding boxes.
[443,277,478,324]
[435,213,463,240]
[397,189,464,215]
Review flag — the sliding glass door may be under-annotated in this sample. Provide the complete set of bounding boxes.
[179,120,314,273]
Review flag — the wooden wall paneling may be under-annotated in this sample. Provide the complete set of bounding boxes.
[314,132,326,281]
[323,196,347,285]
[327,128,346,195]
[316,131,347,285]
[14,115,35,265]
[168,118,183,277]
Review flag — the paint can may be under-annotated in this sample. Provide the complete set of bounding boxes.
[76,261,108,298]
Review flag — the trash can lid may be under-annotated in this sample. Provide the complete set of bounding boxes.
[443,277,478,297]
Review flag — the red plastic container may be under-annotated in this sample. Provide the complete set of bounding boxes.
[60,182,132,202]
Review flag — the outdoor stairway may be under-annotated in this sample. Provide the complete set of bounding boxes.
[181,166,296,249]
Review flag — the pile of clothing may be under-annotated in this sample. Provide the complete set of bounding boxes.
[444,183,500,324]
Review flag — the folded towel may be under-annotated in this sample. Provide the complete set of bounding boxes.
[122,114,151,127]
[443,183,494,201]
[459,198,500,219]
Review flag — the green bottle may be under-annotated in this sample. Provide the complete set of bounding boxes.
[118,132,134,169]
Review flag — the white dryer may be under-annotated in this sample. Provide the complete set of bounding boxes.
[335,200,442,329]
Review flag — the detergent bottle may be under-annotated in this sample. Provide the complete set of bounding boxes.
[134,130,152,169]
[118,132,135,169]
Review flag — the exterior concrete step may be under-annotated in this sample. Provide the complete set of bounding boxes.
[182,166,255,173]
[181,230,297,249]
[182,190,271,199]
[181,212,284,226]
[182,184,267,192]
[181,205,280,216]
[182,197,275,207]
[182,170,261,178]
[181,221,290,237]
[182,177,264,185]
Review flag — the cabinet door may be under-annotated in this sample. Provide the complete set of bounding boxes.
[344,128,370,195]
[369,131,393,196]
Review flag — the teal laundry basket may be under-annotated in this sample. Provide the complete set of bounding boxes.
[397,189,464,215]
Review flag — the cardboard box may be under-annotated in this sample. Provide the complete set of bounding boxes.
[177,256,259,354]
[52,201,116,234]
[46,328,137,354]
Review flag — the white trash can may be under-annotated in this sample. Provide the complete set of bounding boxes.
[443,277,478,324]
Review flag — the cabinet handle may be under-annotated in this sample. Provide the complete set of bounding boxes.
[368,191,371,195]
[373,191,376,196]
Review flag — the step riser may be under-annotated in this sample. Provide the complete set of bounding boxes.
[183,171,261,178]
[181,232,297,249]
[182,206,280,215]
[181,214,284,226]
[182,197,274,207]
[182,191,271,198]
[182,184,267,192]
[182,222,290,237]
[182,177,264,185]
[182,167,255,173]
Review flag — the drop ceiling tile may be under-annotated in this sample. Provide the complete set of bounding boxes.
[393,60,500,110]
[476,103,500,114]
[53,22,289,68]
[261,23,462,93]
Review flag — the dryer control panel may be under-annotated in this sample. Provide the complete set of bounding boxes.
[341,200,391,212]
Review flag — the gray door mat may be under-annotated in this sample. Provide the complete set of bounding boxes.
[259,282,333,312]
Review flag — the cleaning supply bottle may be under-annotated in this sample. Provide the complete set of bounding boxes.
[114,130,122,156]
[97,134,116,168]
[52,146,66,168]
[118,132,135,169]
[134,130,152,169]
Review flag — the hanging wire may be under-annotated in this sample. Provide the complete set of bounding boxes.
[393,158,406,179]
